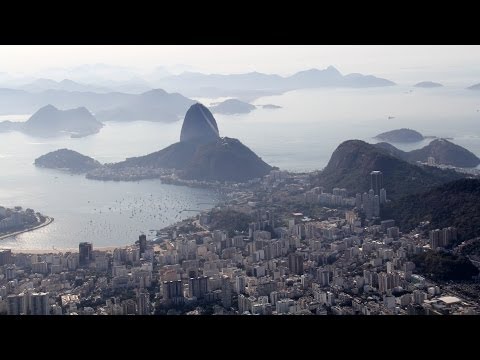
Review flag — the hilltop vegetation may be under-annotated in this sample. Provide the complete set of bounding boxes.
[411,251,478,281]
[383,179,480,243]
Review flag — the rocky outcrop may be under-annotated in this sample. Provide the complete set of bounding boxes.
[180,103,220,143]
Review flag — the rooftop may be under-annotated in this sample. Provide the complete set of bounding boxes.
[438,296,462,305]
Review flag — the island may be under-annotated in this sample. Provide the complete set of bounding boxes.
[87,104,273,183]
[39,104,273,185]
[209,99,256,115]
[262,104,282,109]
[0,104,104,138]
[467,83,480,91]
[35,148,102,173]
[0,205,53,240]
[374,128,425,143]
[414,81,443,88]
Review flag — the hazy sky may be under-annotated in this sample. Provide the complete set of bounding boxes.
[2,45,480,83]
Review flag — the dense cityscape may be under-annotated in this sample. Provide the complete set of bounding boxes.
[1,168,478,315]
[1,45,480,317]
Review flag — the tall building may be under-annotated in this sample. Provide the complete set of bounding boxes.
[266,210,275,228]
[221,275,232,309]
[317,269,330,286]
[355,193,362,209]
[234,276,246,294]
[79,242,93,266]
[363,192,373,220]
[238,294,248,314]
[387,227,400,239]
[122,299,137,315]
[288,253,304,275]
[373,195,380,217]
[138,234,147,255]
[188,276,208,299]
[370,171,384,196]
[5,265,16,280]
[163,280,184,300]
[441,227,457,247]
[378,272,394,294]
[345,210,358,225]
[7,294,26,315]
[379,188,387,204]
[31,292,49,315]
[429,229,441,250]
[137,291,150,315]
[413,290,426,304]
[0,249,12,266]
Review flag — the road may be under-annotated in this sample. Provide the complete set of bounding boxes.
[0,216,54,241]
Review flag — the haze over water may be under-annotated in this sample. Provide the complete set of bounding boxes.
[1,85,480,250]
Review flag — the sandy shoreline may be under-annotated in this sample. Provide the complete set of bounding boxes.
[0,216,54,241]
[8,246,123,254]
[0,216,134,254]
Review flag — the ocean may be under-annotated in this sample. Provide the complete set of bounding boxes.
[0,85,479,250]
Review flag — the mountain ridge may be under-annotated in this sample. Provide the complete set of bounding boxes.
[0,104,103,138]
[314,139,463,200]
[62,104,274,183]
[374,139,480,167]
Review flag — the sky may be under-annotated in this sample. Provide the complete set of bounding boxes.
[1,45,480,84]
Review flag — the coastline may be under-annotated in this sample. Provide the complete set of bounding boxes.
[10,245,119,255]
[0,216,54,241]
[7,214,202,255]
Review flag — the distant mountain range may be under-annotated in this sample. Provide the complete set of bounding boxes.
[7,65,480,106]
[19,78,112,93]
[0,105,103,138]
[0,88,195,122]
[314,140,463,200]
[375,139,480,168]
[94,89,195,122]
[0,66,396,117]
[153,66,396,97]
